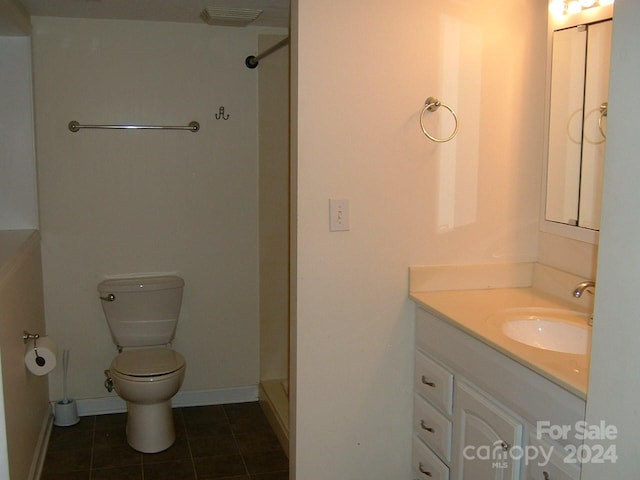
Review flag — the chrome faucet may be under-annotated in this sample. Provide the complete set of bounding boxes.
[573,281,595,326]
[573,281,595,298]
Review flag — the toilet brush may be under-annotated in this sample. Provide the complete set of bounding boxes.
[62,349,69,403]
[53,349,80,426]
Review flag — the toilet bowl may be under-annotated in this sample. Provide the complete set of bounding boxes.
[98,275,187,453]
[108,348,186,453]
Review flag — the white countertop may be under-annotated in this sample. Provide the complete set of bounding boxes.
[410,287,590,398]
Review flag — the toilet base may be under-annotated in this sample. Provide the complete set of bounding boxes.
[125,400,175,453]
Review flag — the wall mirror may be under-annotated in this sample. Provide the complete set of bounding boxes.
[544,17,612,239]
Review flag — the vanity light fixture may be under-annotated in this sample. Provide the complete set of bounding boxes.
[549,0,613,16]
[567,1,582,14]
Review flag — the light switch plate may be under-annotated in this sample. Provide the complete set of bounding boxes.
[329,198,350,231]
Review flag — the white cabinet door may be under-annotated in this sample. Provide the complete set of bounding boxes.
[524,430,580,480]
[451,381,523,480]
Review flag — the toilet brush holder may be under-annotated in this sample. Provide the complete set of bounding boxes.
[54,399,79,427]
[54,349,80,426]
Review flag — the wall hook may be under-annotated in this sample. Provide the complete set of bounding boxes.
[215,106,230,120]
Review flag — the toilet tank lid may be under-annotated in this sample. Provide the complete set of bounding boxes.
[98,275,184,293]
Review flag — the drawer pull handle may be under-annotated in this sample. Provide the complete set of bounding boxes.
[543,472,550,480]
[420,420,435,433]
[418,462,433,477]
[421,376,436,388]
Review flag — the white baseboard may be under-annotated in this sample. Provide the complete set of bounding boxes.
[29,412,53,480]
[75,385,259,416]
[259,380,289,456]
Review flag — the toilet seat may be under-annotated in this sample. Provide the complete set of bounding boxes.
[111,348,185,377]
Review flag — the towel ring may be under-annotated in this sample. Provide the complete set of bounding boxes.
[420,96,459,143]
[598,102,608,139]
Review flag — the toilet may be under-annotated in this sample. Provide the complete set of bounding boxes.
[98,275,187,453]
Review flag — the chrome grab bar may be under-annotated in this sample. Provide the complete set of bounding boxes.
[68,120,200,133]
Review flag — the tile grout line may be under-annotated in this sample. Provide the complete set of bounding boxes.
[223,404,252,479]
[43,404,287,480]
[89,415,96,479]
[181,408,200,479]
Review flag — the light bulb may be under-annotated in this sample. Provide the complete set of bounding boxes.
[567,0,582,14]
[549,0,566,16]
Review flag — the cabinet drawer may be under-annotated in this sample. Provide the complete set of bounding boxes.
[415,350,453,415]
[413,436,450,480]
[414,393,452,462]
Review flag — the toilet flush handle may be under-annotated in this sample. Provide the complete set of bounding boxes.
[100,294,115,302]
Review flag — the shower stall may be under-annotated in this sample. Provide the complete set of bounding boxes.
[256,34,290,455]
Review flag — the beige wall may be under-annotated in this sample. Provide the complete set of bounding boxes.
[0,0,31,35]
[258,34,290,382]
[292,0,547,477]
[538,231,598,280]
[31,17,275,405]
[0,231,49,480]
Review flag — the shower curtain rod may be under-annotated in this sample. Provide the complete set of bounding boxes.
[245,36,290,69]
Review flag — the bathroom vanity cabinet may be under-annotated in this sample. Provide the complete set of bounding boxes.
[412,307,585,480]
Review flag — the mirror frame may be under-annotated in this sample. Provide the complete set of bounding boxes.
[540,3,614,244]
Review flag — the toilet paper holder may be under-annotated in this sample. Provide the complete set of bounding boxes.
[23,331,40,344]
[23,331,46,367]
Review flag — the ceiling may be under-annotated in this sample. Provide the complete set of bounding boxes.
[19,0,290,28]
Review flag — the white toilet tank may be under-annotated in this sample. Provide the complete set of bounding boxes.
[98,275,185,348]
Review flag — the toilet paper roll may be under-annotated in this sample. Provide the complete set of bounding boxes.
[24,336,57,376]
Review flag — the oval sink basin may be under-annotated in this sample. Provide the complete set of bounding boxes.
[487,308,590,355]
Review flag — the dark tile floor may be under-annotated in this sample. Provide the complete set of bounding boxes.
[41,402,289,480]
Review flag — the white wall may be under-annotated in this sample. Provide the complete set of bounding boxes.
[258,34,290,383]
[291,0,546,477]
[583,1,640,477]
[31,17,272,405]
[0,36,38,229]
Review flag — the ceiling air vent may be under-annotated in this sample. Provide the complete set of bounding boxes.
[200,7,263,27]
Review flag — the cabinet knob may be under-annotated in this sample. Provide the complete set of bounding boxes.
[500,441,510,451]
[421,375,436,388]
[420,420,435,433]
[418,462,433,477]
[543,472,550,480]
